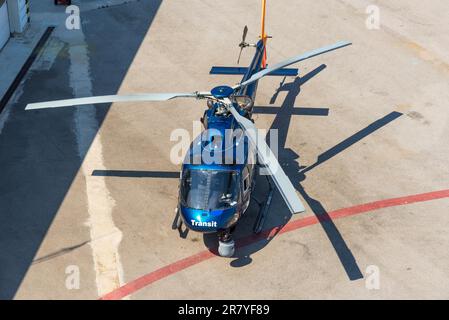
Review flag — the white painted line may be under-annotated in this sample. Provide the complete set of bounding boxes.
[67,28,126,297]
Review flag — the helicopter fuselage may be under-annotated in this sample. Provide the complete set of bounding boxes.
[178,104,257,233]
[177,41,266,234]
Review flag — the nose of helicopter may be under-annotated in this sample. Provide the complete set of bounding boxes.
[179,205,239,233]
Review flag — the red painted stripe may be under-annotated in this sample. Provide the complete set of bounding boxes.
[100,189,449,300]
[101,250,216,300]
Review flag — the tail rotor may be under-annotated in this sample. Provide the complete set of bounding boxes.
[237,25,249,64]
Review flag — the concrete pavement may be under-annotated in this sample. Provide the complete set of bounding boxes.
[0,0,448,299]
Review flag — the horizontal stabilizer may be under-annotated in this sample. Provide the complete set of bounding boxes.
[210,66,298,77]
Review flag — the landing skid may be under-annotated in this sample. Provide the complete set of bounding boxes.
[172,207,189,238]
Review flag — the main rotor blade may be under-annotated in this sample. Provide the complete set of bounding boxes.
[25,93,202,110]
[233,40,352,90]
[228,104,305,214]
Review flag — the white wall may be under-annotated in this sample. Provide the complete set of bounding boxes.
[0,0,11,50]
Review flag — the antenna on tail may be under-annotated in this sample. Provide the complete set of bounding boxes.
[260,0,270,68]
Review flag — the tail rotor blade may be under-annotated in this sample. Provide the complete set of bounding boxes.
[25,92,205,110]
[242,25,248,44]
[237,47,244,64]
[237,25,249,64]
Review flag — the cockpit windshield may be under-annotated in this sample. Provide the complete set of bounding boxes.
[180,169,239,211]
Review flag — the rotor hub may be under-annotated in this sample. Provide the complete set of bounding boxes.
[211,85,234,99]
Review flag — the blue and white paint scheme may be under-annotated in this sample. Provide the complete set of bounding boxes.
[178,39,267,233]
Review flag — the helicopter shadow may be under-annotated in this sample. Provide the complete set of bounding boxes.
[211,65,402,282]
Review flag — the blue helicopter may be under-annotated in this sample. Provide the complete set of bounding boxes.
[26,1,351,257]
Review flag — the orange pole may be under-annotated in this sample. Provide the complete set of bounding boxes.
[261,0,268,68]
